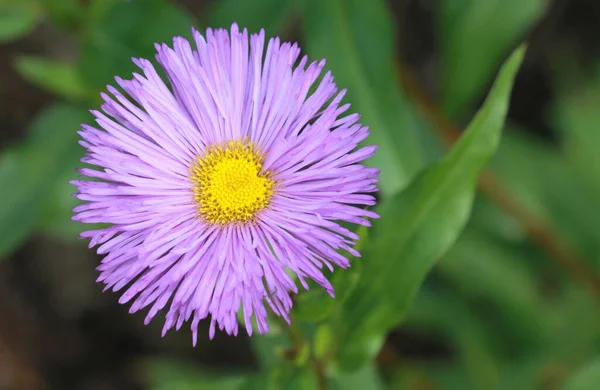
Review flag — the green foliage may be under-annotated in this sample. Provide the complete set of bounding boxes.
[562,358,600,390]
[2,1,600,389]
[0,104,89,257]
[147,358,247,390]
[207,0,300,37]
[438,227,546,346]
[329,364,386,390]
[240,363,318,390]
[492,130,600,265]
[438,0,547,117]
[14,56,93,102]
[552,69,600,219]
[40,0,83,30]
[0,2,41,42]
[408,290,501,389]
[78,0,196,90]
[303,0,425,197]
[329,46,525,371]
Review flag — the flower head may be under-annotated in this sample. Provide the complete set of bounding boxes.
[72,24,379,343]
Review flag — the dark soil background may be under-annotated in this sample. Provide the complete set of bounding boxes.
[0,0,597,389]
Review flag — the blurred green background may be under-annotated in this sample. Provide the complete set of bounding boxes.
[0,0,599,389]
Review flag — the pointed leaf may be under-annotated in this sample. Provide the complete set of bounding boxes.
[438,0,546,116]
[330,45,526,370]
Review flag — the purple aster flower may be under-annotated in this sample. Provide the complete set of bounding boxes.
[72,24,379,344]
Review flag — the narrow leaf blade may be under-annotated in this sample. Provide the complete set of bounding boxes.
[330,45,526,370]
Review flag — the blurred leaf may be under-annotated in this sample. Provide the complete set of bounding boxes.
[438,0,546,117]
[390,362,472,390]
[240,363,318,390]
[408,290,500,389]
[14,56,92,101]
[0,103,89,258]
[36,166,109,240]
[294,259,362,322]
[562,358,600,390]
[294,287,336,323]
[78,0,195,90]
[492,128,585,217]
[438,227,546,346]
[313,324,333,361]
[329,364,386,390]
[552,71,600,199]
[0,2,40,42]
[546,285,600,363]
[329,45,525,371]
[147,358,246,390]
[491,129,600,265]
[85,0,123,22]
[40,0,83,30]
[250,327,291,369]
[0,152,24,256]
[208,0,298,37]
[286,365,319,390]
[37,168,82,239]
[303,0,425,197]
[468,193,525,242]
[495,358,549,390]
[294,226,367,323]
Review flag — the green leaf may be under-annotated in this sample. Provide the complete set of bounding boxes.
[552,69,600,199]
[250,327,291,369]
[546,286,600,362]
[495,358,550,390]
[240,363,318,390]
[286,365,320,390]
[329,364,386,390]
[468,192,524,242]
[438,227,546,346]
[0,3,40,42]
[390,362,472,390]
[36,166,108,241]
[294,226,367,323]
[0,152,25,256]
[40,0,84,30]
[438,0,546,117]
[146,357,247,390]
[313,324,333,361]
[37,170,82,239]
[14,56,92,101]
[329,45,526,371]
[562,358,600,390]
[303,0,425,197]
[0,103,90,258]
[294,287,336,323]
[208,0,298,37]
[491,129,600,265]
[78,0,196,91]
[408,290,500,389]
[85,0,123,22]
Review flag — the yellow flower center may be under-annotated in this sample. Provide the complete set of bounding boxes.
[191,140,274,225]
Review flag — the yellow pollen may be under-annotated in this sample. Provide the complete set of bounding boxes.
[191,140,274,225]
